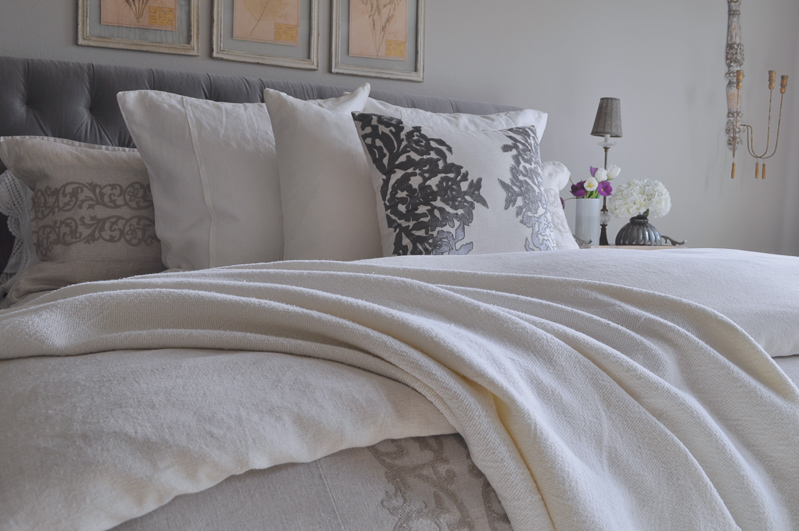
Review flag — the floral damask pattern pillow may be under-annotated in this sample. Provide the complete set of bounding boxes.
[31,180,157,259]
[0,137,163,304]
[352,112,556,256]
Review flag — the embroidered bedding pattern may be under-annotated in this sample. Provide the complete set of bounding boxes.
[498,128,555,251]
[355,113,487,255]
[353,113,557,256]
[367,436,512,530]
[31,181,157,258]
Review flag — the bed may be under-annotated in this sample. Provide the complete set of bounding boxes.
[1,55,798,531]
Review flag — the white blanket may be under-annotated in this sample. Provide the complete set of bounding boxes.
[1,248,799,530]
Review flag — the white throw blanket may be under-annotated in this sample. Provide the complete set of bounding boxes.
[1,248,799,530]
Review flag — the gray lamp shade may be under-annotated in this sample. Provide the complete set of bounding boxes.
[591,97,623,138]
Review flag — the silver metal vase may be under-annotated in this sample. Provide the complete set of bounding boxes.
[615,215,662,246]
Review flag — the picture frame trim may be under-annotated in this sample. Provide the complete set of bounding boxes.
[331,0,425,82]
[212,0,320,70]
[78,0,200,56]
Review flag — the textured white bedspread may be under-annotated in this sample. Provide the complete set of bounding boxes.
[1,248,798,530]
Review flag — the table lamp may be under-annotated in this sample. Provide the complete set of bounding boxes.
[590,97,622,245]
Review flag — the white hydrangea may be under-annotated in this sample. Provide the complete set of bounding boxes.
[607,179,671,219]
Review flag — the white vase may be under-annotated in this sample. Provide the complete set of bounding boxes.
[575,198,601,246]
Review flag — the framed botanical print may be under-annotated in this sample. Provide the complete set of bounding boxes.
[332,0,425,82]
[78,0,199,55]
[212,0,319,70]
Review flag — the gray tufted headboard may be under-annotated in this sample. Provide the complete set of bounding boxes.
[0,55,519,271]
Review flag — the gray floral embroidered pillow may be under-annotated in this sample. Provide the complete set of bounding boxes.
[352,113,557,256]
[0,137,163,304]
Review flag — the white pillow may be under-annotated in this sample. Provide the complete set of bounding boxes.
[541,161,580,250]
[264,86,382,261]
[363,97,548,140]
[352,113,557,256]
[118,86,371,270]
[266,94,550,261]
[365,97,570,251]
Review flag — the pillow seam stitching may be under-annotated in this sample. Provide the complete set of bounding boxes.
[184,99,218,269]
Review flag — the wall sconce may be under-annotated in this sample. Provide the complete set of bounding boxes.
[730,70,789,180]
[726,0,789,180]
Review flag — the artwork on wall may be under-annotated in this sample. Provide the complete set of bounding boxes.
[78,0,199,55]
[332,0,425,82]
[213,0,319,70]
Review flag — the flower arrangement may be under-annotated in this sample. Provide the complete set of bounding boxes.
[570,165,619,199]
[607,179,671,219]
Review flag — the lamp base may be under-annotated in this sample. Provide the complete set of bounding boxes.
[599,197,610,245]
[599,226,609,246]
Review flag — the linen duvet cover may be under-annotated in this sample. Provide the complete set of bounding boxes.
[2,247,799,531]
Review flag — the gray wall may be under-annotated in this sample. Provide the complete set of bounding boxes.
[1,0,797,254]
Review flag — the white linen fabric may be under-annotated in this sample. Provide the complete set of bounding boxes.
[353,112,556,255]
[365,248,799,359]
[541,161,580,250]
[264,86,380,261]
[1,248,798,530]
[121,355,799,531]
[118,86,370,270]
[0,170,37,297]
[0,348,454,531]
[776,356,799,385]
[363,97,549,139]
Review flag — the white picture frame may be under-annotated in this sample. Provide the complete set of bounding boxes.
[78,0,199,56]
[213,0,319,70]
[332,0,425,82]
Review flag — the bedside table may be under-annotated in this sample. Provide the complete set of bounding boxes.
[582,236,686,250]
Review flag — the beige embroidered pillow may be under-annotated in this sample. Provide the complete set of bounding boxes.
[0,137,164,304]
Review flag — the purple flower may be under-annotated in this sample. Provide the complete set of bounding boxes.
[560,197,566,209]
[589,166,599,178]
[598,180,613,196]
[571,181,587,198]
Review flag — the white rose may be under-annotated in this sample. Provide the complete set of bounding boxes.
[584,177,599,192]
[607,164,621,179]
[594,168,609,182]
